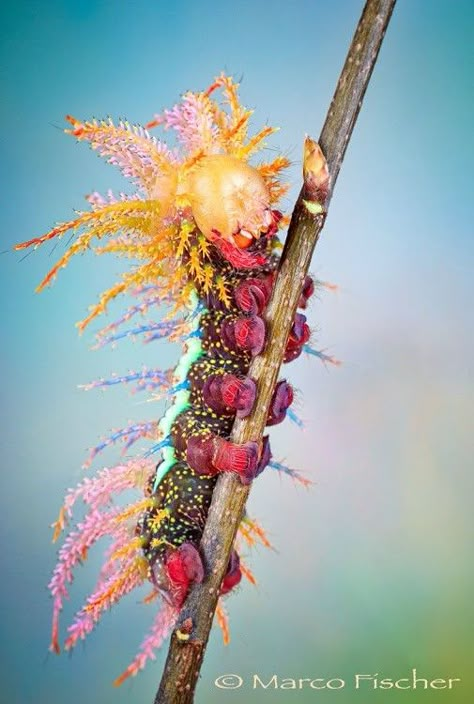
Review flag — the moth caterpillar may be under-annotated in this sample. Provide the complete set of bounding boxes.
[17,74,331,684]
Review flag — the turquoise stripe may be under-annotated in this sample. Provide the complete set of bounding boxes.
[152,291,207,491]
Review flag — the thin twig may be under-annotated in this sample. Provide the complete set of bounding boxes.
[154,1,396,701]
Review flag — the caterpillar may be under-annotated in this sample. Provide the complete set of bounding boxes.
[17,74,334,685]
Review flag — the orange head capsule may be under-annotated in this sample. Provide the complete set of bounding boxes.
[185,155,271,248]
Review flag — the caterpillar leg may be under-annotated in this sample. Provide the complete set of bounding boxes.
[153,542,205,608]
[156,544,243,607]
[298,274,315,309]
[171,408,271,485]
[220,549,242,595]
[267,380,294,426]
[284,312,311,363]
[212,434,271,485]
[203,373,256,418]
[234,274,273,315]
[234,272,314,316]
[279,274,315,364]
[186,434,267,484]
[201,310,267,358]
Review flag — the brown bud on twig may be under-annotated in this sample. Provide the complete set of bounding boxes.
[302,137,330,208]
[176,618,193,642]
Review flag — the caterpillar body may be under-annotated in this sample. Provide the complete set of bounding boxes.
[17,75,330,684]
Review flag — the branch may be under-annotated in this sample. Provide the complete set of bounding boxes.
[154,1,397,701]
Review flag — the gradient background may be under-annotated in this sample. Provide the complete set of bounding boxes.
[1,1,473,703]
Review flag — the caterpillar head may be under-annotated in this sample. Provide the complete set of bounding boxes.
[186,155,280,267]
[17,75,289,327]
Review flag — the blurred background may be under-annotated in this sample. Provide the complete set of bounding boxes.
[1,1,473,702]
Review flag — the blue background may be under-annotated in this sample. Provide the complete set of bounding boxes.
[1,1,473,702]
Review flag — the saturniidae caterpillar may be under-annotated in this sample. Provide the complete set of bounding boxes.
[17,74,338,685]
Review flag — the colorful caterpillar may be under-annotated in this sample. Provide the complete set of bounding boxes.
[17,74,335,684]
